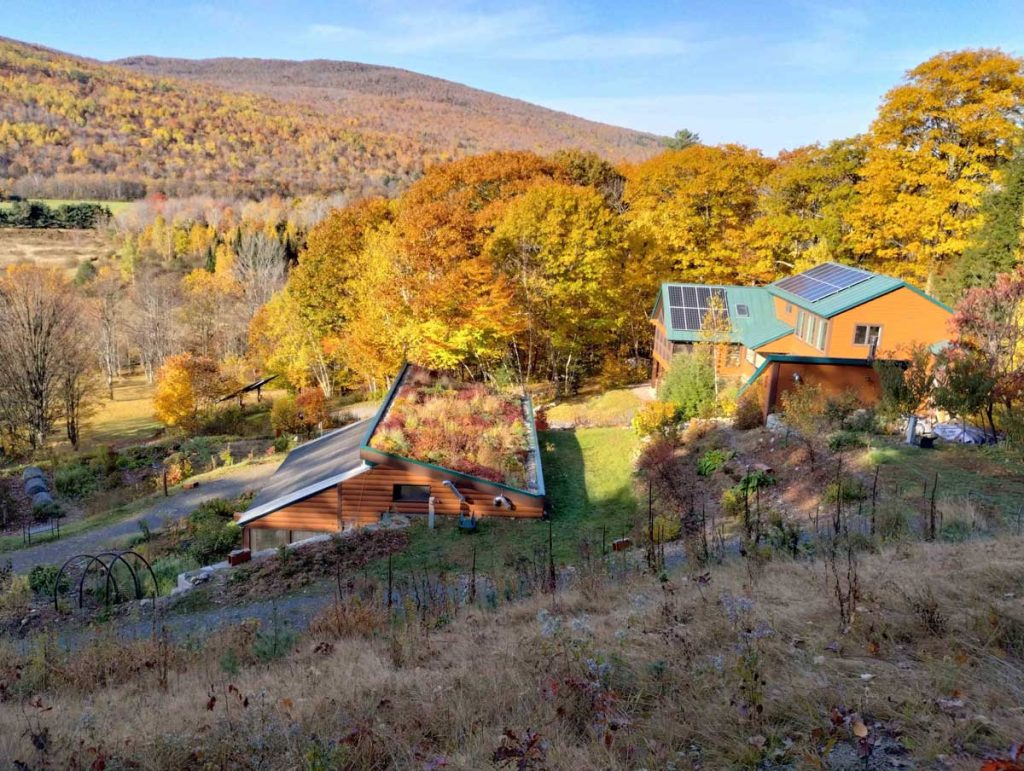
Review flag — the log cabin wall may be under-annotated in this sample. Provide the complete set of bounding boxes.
[340,454,545,526]
[243,486,340,532]
[242,454,545,544]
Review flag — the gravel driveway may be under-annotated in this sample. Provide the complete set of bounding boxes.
[5,462,279,574]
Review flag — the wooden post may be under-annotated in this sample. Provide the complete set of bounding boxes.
[870,465,879,537]
[163,470,168,497]
[387,554,393,611]
[470,547,477,606]
[548,518,556,593]
[929,472,938,540]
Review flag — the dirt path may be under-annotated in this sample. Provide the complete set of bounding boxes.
[5,462,279,574]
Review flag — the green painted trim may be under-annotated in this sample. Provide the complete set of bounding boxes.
[737,352,899,394]
[360,361,410,448]
[900,281,955,313]
[522,393,547,497]
[738,358,773,394]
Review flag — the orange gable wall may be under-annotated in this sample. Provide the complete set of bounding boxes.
[827,287,952,358]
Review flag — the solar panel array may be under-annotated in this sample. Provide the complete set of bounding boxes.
[774,264,871,302]
[667,286,730,331]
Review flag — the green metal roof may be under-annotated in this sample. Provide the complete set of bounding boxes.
[654,284,792,350]
[765,263,951,318]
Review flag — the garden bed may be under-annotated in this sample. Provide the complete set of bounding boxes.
[368,365,539,491]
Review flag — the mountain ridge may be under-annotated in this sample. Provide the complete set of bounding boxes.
[0,36,663,200]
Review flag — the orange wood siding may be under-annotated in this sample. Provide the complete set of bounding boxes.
[826,287,952,359]
[771,361,882,409]
[246,457,545,538]
[245,487,339,532]
[345,454,545,523]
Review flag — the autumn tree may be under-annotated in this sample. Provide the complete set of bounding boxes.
[487,181,626,389]
[940,148,1024,301]
[625,144,775,284]
[128,271,182,383]
[848,49,1024,286]
[746,139,865,272]
[153,353,225,433]
[87,267,126,400]
[233,231,286,320]
[873,344,936,443]
[944,266,1024,439]
[0,266,95,450]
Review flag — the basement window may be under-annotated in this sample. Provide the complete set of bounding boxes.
[393,484,431,503]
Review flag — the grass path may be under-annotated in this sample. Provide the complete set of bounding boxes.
[375,427,639,577]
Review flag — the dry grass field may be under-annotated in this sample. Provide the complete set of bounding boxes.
[80,373,162,449]
[0,536,1021,768]
[0,227,114,271]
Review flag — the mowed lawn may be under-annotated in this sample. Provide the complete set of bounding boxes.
[378,427,640,576]
[82,374,162,449]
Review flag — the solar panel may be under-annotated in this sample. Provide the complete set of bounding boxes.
[776,264,872,302]
[665,285,732,331]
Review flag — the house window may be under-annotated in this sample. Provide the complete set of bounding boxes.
[736,304,750,317]
[785,303,793,313]
[853,325,882,347]
[393,484,431,503]
[745,347,755,365]
[816,320,828,350]
[796,310,805,339]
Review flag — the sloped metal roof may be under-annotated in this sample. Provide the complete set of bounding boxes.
[238,420,369,524]
[654,283,791,350]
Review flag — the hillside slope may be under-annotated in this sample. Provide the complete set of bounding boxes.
[115,55,663,163]
[0,37,662,200]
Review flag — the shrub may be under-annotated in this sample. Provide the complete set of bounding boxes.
[187,499,242,565]
[652,515,681,543]
[658,352,716,420]
[254,608,298,662]
[596,354,647,390]
[733,392,763,430]
[875,507,909,541]
[721,487,745,517]
[844,408,878,433]
[54,463,98,499]
[823,475,867,503]
[271,395,301,435]
[824,390,862,428]
[0,574,30,616]
[273,436,291,453]
[682,418,715,443]
[827,431,867,453]
[28,565,67,596]
[632,401,679,438]
[697,448,734,476]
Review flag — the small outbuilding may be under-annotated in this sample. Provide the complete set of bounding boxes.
[237,364,546,550]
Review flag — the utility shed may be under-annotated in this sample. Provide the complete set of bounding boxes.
[237,364,546,549]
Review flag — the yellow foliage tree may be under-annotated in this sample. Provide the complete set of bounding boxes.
[153,353,225,433]
[848,49,1024,287]
[625,144,775,284]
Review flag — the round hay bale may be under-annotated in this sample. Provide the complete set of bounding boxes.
[22,466,44,481]
[24,477,48,496]
[30,491,54,510]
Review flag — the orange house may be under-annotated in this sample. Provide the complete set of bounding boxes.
[650,263,953,416]
[236,364,546,550]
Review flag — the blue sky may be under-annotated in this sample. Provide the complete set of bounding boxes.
[5,0,1024,153]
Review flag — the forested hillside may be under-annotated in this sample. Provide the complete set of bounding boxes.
[0,37,661,200]
[114,55,663,163]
